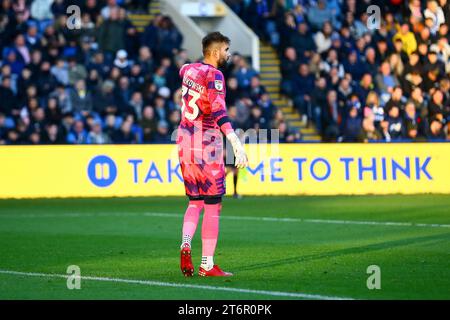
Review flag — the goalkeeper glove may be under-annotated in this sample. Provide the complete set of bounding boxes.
[226,131,249,169]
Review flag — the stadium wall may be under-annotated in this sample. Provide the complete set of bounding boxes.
[0,143,449,198]
[161,0,260,71]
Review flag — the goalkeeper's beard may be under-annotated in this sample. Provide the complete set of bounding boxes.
[217,57,229,69]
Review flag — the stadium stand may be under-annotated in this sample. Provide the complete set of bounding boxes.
[229,0,450,142]
[0,0,449,145]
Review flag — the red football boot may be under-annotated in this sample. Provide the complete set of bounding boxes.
[180,246,194,277]
[198,265,233,277]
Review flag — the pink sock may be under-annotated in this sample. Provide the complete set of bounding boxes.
[201,203,222,257]
[181,200,204,247]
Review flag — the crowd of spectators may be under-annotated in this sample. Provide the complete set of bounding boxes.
[0,0,285,145]
[222,54,299,143]
[1,0,449,145]
[228,0,450,142]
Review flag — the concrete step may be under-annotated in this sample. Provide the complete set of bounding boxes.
[260,53,278,59]
[280,107,294,113]
[128,14,153,19]
[260,60,280,65]
[149,1,161,14]
[272,97,289,103]
[261,67,280,72]
[260,46,275,50]
[260,59,279,65]
[260,50,277,54]
[261,79,281,84]
[260,63,280,67]
[259,41,322,141]
[269,94,282,100]
[150,1,161,7]
[260,80,279,86]
[282,110,298,116]
[261,75,281,80]
[260,52,276,57]
[265,87,279,93]
[271,100,285,104]
[260,75,281,80]
[132,20,153,27]
[301,134,322,141]
[288,120,304,127]
[264,84,279,89]
[293,127,317,134]
[260,71,281,76]
[283,113,299,120]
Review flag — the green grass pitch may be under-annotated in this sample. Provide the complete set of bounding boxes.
[0,195,449,300]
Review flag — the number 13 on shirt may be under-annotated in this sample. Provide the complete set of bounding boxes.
[181,85,201,121]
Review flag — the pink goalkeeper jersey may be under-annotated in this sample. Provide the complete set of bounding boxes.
[177,62,232,196]
[178,62,232,137]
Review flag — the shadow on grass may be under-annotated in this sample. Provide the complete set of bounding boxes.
[235,232,450,272]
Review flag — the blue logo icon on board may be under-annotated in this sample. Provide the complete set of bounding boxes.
[87,155,117,187]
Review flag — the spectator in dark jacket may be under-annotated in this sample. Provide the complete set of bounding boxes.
[156,16,183,58]
[289,22,316,61]
[403,100,423,140]
[245,0,270,40]
[428,89,446,121]
[342,106,362,142]
[257,93,275,125]
[292,64,315,117]
[0,76,17,116]
[248,76,267,103]
[384,105,405,141]
[141,14,163,53]
[322,90,341,141]
[112,119,139,143]
[41,123,66,144]
[280,47,300,96]
[140,106,158,143]
[426,117,446,140]
[311,77,329,130]
[69,79,93,116]
[97,7,125,57]
[343,50,367,82]
[153,120,171,143]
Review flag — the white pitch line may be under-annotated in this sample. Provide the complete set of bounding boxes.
[0,269,353,300]
[145,213,450,229]
[0,211,449,229]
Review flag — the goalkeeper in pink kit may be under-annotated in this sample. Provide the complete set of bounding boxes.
[177,32,248,277]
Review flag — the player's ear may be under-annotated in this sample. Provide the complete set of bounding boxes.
[213,47,219,59]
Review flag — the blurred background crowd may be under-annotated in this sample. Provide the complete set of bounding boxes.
[0,0,449,145]
[228,0,450,142]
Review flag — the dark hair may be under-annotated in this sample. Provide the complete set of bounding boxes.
[202,32,230,56]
